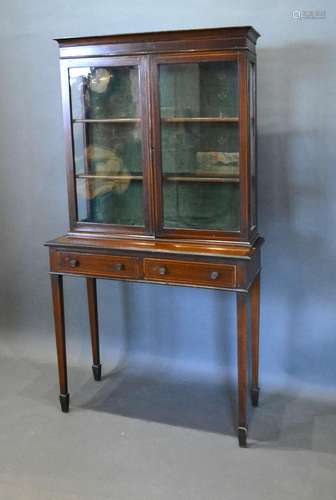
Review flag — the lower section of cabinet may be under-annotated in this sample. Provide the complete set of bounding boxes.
[47,235,263,447]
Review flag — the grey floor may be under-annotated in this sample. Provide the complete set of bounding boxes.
[0,356,336,499]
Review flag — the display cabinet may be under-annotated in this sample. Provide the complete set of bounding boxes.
[46,26,263,447]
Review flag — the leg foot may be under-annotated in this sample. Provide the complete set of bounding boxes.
[92,363,102,381]
[59,393,70,413]
[238,426,247,448]
[251,387,260,407]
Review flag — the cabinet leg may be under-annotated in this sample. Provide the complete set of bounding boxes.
[237,292,248,447]
[86,278,102,381]
[51,275,69,413]
[250,273,260,407]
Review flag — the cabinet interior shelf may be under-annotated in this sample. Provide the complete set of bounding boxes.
[72,117,239,124]
[76,174,143,180]
[73,118,141,124]
[76,174,239,183]
[164,175,239,183]
[161,117,239,123]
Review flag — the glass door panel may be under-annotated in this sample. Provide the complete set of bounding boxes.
[249,61,257,229]
[158,59,240,231]
[69,65,144,226]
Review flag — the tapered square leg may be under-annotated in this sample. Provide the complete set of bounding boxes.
[51,274,70,412]
[250,273,261,407]
[236,292,248,447]
[87,278,102,381]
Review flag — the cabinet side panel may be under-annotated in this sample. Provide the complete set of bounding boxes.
[248,55,257,234]
[238,52,249,238]
[60,60,77,230]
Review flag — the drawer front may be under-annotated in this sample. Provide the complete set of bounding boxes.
[143,258,236,288]
[53,251,142,279]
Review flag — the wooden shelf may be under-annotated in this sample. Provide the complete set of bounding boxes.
[164,175,240,183]
[73,117,238,124]
[76,174,143,180]
[161,117,239,123]
[73,118,141,124]
[76,174,239,183]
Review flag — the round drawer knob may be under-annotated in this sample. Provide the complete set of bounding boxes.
[113,263,124,271]
[68,258,79,268]
[159,266,167,275]
[210,271,219,280]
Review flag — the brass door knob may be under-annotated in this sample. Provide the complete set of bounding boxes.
[210,271,219,280]
[159,266,167,275]
[113,263,124,271]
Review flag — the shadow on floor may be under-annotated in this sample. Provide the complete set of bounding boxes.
[16,357,336,453]
[72,365,336,453]
[80,367,237,437]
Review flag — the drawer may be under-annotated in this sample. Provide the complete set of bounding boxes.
[143,258,236,288]
[53,251,142,279]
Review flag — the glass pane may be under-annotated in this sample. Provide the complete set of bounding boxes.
[70,66,140,119]
[249,62,256,229]
[159,60,240,231]
[76,178,143,225]
[69,65,144,225]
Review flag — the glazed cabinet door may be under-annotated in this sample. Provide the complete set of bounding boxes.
[61,56,151,235]
[248,56,257,236]
[151,52,249,240]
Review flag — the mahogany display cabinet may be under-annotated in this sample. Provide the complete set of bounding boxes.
[46,26,263,447]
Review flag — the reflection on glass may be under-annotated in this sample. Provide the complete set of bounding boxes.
[70,66,140,119]
[76,178,143,225]
[159,60,240,231]
[69,66,144,225]
[73,123,142,175]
